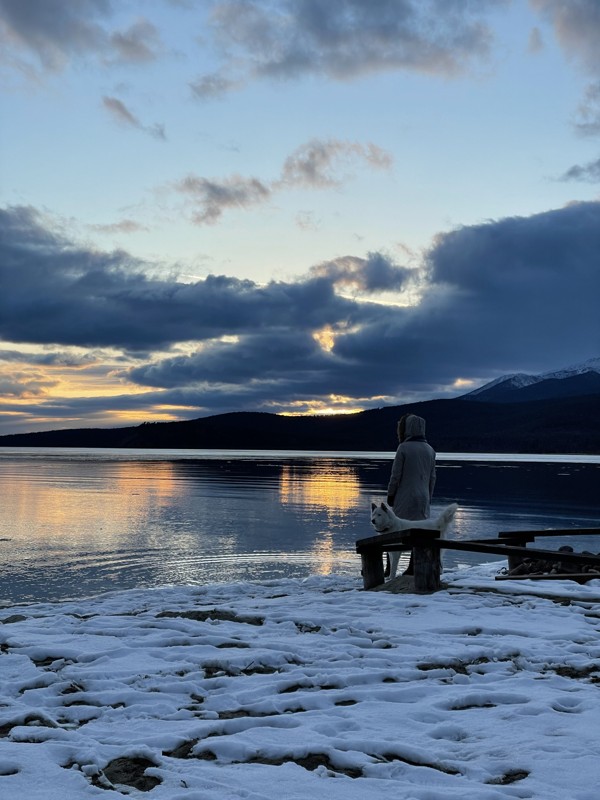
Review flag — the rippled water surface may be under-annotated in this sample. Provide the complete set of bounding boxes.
[1,448,598,604]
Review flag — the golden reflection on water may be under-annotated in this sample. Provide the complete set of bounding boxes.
[312,530,336,576]
[279,462,362,577]
[7,461,182,544]
[279,462,362,510]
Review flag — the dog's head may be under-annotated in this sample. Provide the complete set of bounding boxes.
[370,501,395,533]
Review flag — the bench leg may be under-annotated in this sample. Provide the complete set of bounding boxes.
[413,538,441,594]
[361,552,385,590]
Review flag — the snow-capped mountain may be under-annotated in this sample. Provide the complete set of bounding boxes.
[539,356,600,381]
[463,357,600,402]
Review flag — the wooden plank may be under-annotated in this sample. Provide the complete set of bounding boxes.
[356,528,444,552]
[498,528,600,539]
[356,531,416,550]
[358,535,600,565]
[434,539,600,565]
[495,573,599,582]
[357,528,600,552]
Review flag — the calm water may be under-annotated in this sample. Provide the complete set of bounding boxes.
[0,448,599,605]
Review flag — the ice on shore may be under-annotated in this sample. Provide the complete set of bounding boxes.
[1,564,600,799]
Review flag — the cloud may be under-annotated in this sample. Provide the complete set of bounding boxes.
[102,96,166,140]
[189,72,243,100]
[573,81,600,137]
[0,205,367,351]
[0,348,98,367]
[175,175,271,224]
[89,219,150,235]
[1,201,599,425]
[109,18,162,64]
[309,252,413,293]
[531,1,600,140]
[278,140,392,189]
[0,0,109,72]
[192,0,507,97]
[174,138,393,224]
[531,0,600,75]
[528,26,544,54]
[0,1,163,76]
[560,157,600,183]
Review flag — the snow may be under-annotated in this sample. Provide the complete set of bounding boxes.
[540,356,600,381]
[466,373,540,396]
[468,356,600,397]
[2,566,600,799]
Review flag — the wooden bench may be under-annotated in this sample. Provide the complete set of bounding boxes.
[356,527,600,593]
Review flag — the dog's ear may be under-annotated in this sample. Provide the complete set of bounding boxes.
[382,502,388,510]
[371,502,376,511]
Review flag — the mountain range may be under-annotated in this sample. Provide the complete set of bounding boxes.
[463,357,600,403]
[1,358,599,454]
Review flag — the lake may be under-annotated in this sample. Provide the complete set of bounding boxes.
[1,447,599,605]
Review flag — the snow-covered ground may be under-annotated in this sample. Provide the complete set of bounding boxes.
[2,565,600,799]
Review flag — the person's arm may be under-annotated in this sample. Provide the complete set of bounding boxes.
[429,461,436,500]
[386,447,404,505]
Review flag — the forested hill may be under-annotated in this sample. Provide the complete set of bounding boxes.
[1,393,599,454]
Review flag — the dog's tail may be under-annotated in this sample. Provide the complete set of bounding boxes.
[435,502,458,532]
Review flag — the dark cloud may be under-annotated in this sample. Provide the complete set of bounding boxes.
[127,331,338,388]
[1,201,599,427]
[130,201,600,409]
[0,205,367,350]
[0,0,162,75]
[335,201,600,379]
[0,0,109,71]
[193,0,507,97]
[174,138,392,224]
[309,252,413,292]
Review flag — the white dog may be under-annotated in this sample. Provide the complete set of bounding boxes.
[370,501,458,580]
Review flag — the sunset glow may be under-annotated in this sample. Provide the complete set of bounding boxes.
[1,1,598,435]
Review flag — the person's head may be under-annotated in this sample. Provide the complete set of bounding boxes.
[398,414,427,442]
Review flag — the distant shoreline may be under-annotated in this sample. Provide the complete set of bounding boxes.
[1,445,599,463]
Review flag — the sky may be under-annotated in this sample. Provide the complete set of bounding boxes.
[3,568,600,798]
[1,0,600,435]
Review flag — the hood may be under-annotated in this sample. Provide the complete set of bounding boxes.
[404,414,426,439]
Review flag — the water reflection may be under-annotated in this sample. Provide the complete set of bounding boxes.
[0,450,598,604]
[279,461,361,510]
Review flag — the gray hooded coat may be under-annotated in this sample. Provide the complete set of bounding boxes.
[386,414,436,520]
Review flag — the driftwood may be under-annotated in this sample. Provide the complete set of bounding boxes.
[501,546,600,579]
